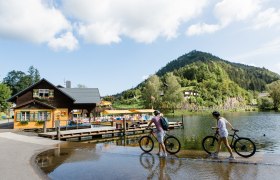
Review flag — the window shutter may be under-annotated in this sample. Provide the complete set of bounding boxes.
[33,89,39,98]
[49,89,54,98]
[47,112,51,121]
[16,112,21,121]
[30,113,34,121]
[34,113,38,121]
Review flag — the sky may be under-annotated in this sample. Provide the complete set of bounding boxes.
[1,0,280,96]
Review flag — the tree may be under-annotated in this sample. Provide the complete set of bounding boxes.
[3,66,41,95]
[267,80,280,110]
[0,83,12,112]
[162,73,184,110]
[142,75,162,109]
[3,70,27,95]
[258,97,273,110]
[28,66,40,84]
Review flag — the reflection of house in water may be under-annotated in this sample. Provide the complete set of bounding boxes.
[36,142,98,174]
[184,90,199,99]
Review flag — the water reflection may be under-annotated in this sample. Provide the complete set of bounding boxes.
[36,139,280,180]
[36,142,98,174]
[139,153,182,180]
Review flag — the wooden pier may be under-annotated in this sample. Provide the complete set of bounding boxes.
[38,122,183,141]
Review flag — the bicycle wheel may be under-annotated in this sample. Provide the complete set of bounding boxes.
[139,136,154,153]
[202,136,218,154]
[234,138,256,158]
[164,136,181,154]
[139,153,155,169]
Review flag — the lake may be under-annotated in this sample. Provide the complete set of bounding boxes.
[167,111,280,153]
[36,111,280,179]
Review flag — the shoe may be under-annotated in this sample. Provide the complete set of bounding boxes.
[160,152,167,158]
[228,156,235,160]
[211,152,218,158]
[157,152,162,156]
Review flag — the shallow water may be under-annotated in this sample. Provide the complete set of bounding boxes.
[36,111,280,179]
[37,142,280,180]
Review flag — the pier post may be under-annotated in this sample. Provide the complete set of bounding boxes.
[43,120,47,133]
[55,120,61,141]
[181,115,184,129]
[123,118,126,136]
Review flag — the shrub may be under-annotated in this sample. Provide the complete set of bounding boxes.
[20,121,29,125]
[36,120,45,125]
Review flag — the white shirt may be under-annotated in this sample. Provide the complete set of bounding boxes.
[217,117,228,137]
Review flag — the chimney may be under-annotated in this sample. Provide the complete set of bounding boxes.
[66,81,71,88]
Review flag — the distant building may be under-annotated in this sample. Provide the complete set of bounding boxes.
[184,90,199,99]
[258,92,270,98]
[7,78,100,129]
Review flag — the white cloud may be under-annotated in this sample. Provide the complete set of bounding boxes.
[62,0,208,44]
[186,23,221,36]
[78,22,121,45]
[253,8,280,29]
[0,0,75,51]
[48,32,78,51]
[187,0,262,36]
[214,0,261,26]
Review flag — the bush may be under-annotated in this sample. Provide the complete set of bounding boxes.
[36,120,45,125]
[258,97,274,110]
[20,121,29,125]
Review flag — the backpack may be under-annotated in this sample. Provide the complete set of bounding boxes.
[160,116,169,131]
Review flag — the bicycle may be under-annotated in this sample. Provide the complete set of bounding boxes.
[202,128,256,158]
[139,129,181,154]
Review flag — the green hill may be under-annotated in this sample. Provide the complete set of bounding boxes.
[157,50,280,91]
[110,50,280,109]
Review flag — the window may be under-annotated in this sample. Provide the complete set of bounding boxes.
[21,111,30,121]
[38,111,48,121]
[33,89,54,98]
[39,89,49,98]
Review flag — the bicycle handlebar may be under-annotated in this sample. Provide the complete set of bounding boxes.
[211,127,239,132]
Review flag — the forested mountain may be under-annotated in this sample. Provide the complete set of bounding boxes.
[156,50,280,92]
[111,50,280,109]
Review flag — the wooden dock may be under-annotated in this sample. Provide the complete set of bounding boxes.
[38,122,183,140]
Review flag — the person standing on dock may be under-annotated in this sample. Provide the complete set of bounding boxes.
[147,110,167,157]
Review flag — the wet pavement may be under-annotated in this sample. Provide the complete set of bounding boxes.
[0,131,61,180]
[36,142,280,180]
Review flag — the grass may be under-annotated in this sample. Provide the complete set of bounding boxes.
[113,102,145,109]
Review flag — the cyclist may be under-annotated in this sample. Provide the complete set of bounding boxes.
[147,110,167,157]
[211,111,235,160]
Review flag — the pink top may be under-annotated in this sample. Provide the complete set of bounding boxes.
[152,116,163,132]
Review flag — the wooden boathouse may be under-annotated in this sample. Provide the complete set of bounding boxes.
[7,78,100,129]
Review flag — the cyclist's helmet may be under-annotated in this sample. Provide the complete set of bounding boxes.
[154,110,161,116]
[212,111,220,117]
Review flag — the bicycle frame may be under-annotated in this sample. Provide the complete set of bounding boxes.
[214,130,240,148]
[146,129,171,142]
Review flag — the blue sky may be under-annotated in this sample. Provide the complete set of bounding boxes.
[1,0,280,96]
